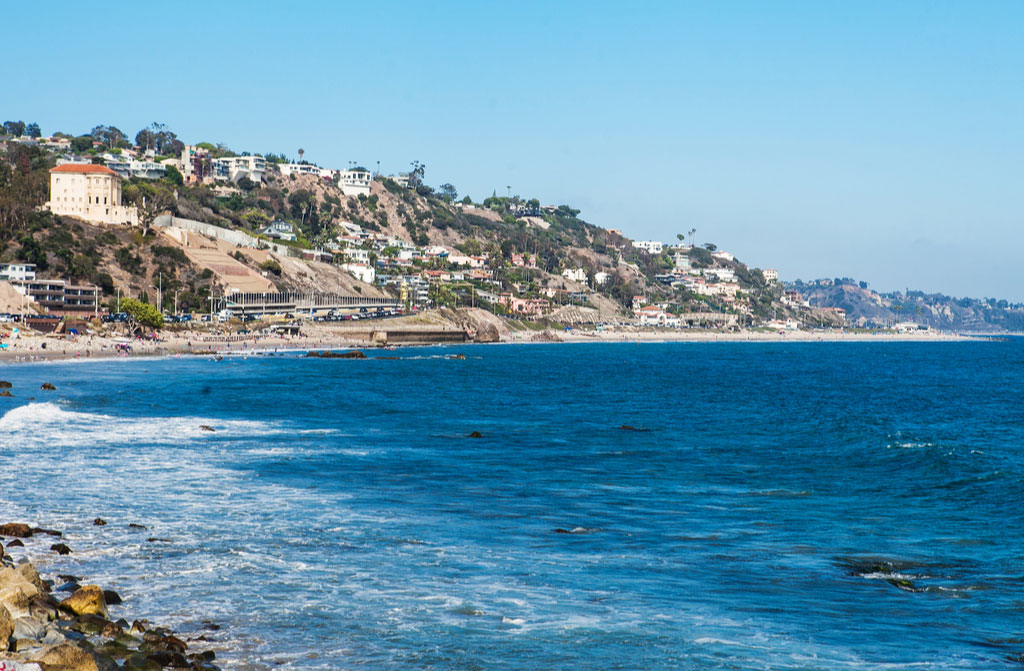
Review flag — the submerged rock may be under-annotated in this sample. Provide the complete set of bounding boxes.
[127,524,147,531]
[60,585,108,618]
[51,543,72,555]
[468,431,483,438]
[617,425,650,432]
[0,380,12,388]
[199,425,215,432]
[93,518,107,527]
[41,383,56,391]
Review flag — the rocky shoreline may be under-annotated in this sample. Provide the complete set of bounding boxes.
[1,522,220,671]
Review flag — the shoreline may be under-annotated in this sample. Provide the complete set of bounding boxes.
[0,521,222,670]
[0,324,998,366]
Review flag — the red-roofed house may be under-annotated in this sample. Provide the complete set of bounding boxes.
[47,163,139,226]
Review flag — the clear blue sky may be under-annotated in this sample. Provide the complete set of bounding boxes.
[9,1,1024,299]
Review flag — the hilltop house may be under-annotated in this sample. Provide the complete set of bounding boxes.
[0,263,37,282]
[634,240,664,254]
[259,221,297,241]
[561,268,587,283]
[46,164,139,226]
[339,169,372,196]
[213,155,267,184]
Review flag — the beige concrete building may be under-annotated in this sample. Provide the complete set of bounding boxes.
[47,164,139,225]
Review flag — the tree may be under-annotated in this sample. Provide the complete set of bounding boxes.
[461,195,472,205]
[164,164,184,186]
[439,183,457,202]
[120,297,164,330]
[408,160,425,187]
[3,121,26,137]
[71,135,94,152]
[298,148,305,163]
[135,122,178,154]
[25,122,41,138]
[91,125,125,148]
[703,243,717,252]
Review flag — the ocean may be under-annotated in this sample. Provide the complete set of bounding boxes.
[1,341,1022,669]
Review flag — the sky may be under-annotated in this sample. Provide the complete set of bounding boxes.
[6,1,1024,299]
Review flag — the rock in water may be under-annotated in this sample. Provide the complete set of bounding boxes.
[468,431,483,438]
[103,589,122,605]
[93,518,107,526]
[7,538,25,547]
[0,380,11,388]
[60,585,109,617]
[339,350,367,359]
[31,641,100,671]
[41,383,56,390]
[199,425,215,432]
[0,390,13,397]
[52,543,73,555]
[0,522,34,537]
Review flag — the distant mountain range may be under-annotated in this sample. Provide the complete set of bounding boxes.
[792,279,1024,333]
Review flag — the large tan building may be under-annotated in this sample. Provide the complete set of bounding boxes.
[47,163,139,226]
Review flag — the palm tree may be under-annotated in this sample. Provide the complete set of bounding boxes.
[298,148,305,163]
[688,228,697,248]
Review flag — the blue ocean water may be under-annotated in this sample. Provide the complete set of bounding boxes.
[1,341,1023,670]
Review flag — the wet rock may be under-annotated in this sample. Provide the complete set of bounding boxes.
[99,621,123,638]
[306,349,367,359]
[617,425,650,432]
[554,528,572,534]
[200,622,220,631]
[30,642,99,671]
[8,539,25,547]
[60,585,108,618]
[1,566,42,607]
[69,614,110,636]
[449,354,466,359]
[56,582,81,593]
[198,425,215,432]
[145,651,190,668]
[468,431,483,438]
[122,652,162,671]
[56,575,79,585]
[127,524,147,531]
[0,380,11,388]
[129,620,147,635]
[94,639,132,660]
[42,623,67,645]
[102,590,121,606]
[32,528,62,538]
[145,538,171,544]
[1,523,34,538]
[29,594,60,621]
[141,632,187,654]
[92,519,106,527]
[0,390,13,397]
[51,543,72,556]
[40,383,56,391]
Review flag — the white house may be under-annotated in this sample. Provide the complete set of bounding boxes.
[633,240,664,254]
[259,221,297,241]
[342,263,375,284]
[594,271,611,286]
[0,263,36,281]
[277,163,321,177]
[339,169,372,196]
[712,250,735,262]
[763,268,779,283]
[672,251,691,270]
[212,155,267,184]
[344,247,371,264]
[561,268,587,283]
[709,267,736,282]
[46,164,139,226]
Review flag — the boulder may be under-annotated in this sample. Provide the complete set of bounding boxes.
[0,567,41,612]
[30,642,99,671]
[101,591,121,606]
[468,431,483,438]
[121,653,161,671]
[40,384,56,391]
[17,565,48,594]
[31,529,61,538]
[92,519,106,527]
[475,324,501,343]
[13,614,46,642]
[198,426,215,432]
[0,602,14,650]
[0,390,14,398]
[0,380,11,388]
[145,651,189,668]
[50,544,72,556]
[0,523,34,538]
[127,524,147,531]
[60,586,107,618]
[7,539,25,548]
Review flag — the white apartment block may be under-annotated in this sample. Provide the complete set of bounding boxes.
[763,268,779,283]
[633,240,664,254]
[0,263,36,281]
[213,155,267,184]
[278,163,321,177]
[47,164,139,226]
[340,169,372,196]
[712,250,735,262]
[561,268,587,283]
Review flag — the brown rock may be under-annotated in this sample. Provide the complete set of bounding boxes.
[60,585,108,618]
[102,590,121,605]
[93,518,107,526]
[7,539,25,547]
[41,383,56,390]
[31,641,100,671]
[51,543,72,555]
[0,380,11,388]
[18,563,49,593]
[0,602,13,650]
[468,431,483,438]
[0,390,13,397]
[146,651,189,668]
[0,522,34,537]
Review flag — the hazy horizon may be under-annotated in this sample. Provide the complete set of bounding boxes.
[10,1,1023,300]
